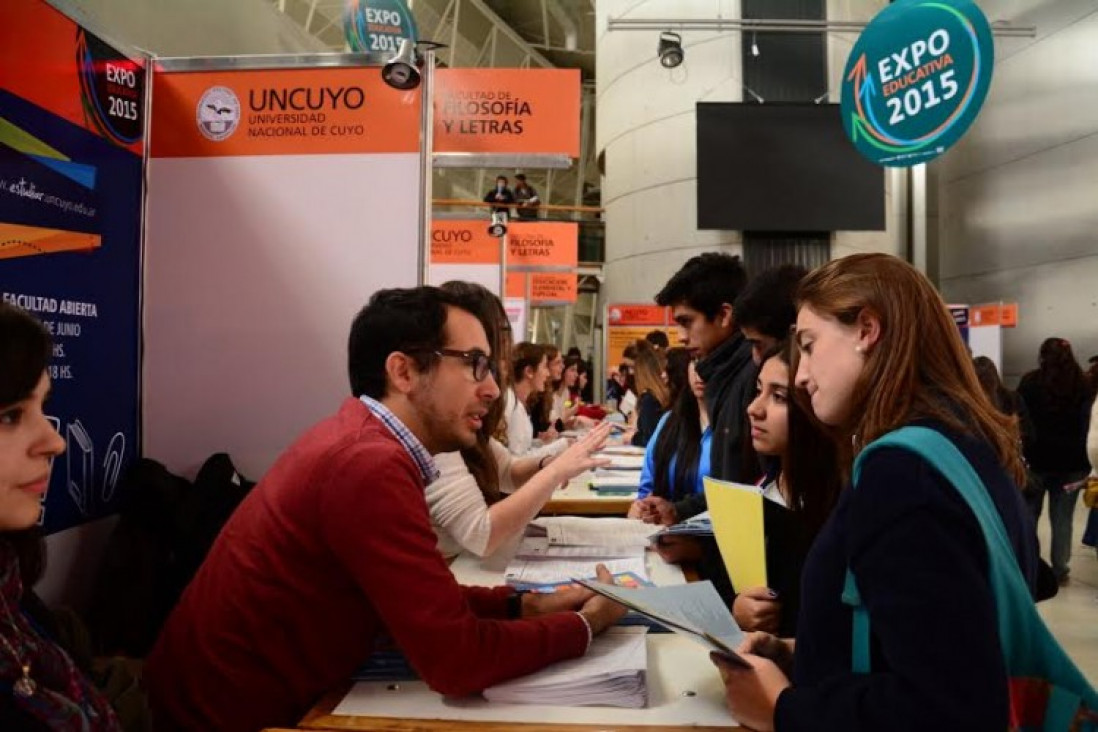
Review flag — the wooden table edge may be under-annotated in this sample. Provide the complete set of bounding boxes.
[300,686,740,731]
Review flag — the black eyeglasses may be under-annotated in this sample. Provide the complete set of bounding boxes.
[417,349,496,382]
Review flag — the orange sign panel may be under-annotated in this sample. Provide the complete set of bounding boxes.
[970,304,1001,327]
[507,222,578,270]
[1000,303,1018,328]
[608,304,670,326]
[433,69,580,157]
[530,273,576,304]
[150,68,420,157]
[506,271,526,299]
[430,220,500,264]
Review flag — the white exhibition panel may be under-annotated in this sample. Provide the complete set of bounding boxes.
[429,263,501,295]
[144,153,420,478]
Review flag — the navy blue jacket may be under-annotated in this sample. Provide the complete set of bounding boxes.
[775,423,1038,731]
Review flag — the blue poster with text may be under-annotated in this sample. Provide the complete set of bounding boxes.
[0,27,144,533]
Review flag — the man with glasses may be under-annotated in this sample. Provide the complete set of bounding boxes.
[145,286,625,731]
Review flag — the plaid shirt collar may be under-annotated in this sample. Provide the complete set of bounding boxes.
[359,396,440,485]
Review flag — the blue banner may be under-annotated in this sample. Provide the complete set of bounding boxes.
[0,27,144,533]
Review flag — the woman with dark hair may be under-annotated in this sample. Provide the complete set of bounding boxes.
[628,340,670,447]
[732,339,842,638]
[1017,337,1095,584]
[0,303,121,730]
[717,254,1041,730]
[663,347,692,410]
[426,283,610,558]
[529,345,563,442]
[629,358,711,513]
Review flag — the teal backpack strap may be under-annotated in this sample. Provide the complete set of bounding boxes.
[842,569,870,674]
[849,426,1098,729]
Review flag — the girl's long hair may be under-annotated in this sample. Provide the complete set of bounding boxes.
[772,340,843,537]
[652,368,703,502]
[633,340,669,408]
[1019,337,1092,414]
[796,254,1025,486]
[439,282,510,504]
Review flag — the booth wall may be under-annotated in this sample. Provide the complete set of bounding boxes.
[144,153,422,479]
[937,0,1098,383]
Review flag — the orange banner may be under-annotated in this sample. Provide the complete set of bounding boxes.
[608,304,670,327]
[1000,303,1018,328]
[0,222,100,260]
[150,68,420,157]
[530,273,576,304]
[607,326,679,371]
[970,304,1001,327]
[0,0,146,155]
[431,220,500,264]
[506,271,525,299]
[508,221,578,270]
[433,69,580,157]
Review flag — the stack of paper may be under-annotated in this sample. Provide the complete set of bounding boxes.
[483,627,649,708]
[576,579,748,668]
[506,518,658,587]
[654,511,714,538]
[527,516,658,547]
[589,470,641,495]
[592,453,645,471]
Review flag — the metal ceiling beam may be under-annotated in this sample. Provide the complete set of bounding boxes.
[607,17,1037,38]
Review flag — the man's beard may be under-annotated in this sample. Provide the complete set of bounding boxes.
[408,383,473,454]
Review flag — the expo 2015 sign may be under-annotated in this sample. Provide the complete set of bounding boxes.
[840,0,994,167]
[344,0,418,54]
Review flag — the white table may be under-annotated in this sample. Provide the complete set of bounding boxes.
[301,535,740,730]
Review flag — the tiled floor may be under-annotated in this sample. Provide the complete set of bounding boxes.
[1035,499,1097,681]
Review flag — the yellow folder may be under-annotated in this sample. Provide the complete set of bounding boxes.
[703,476,767,590]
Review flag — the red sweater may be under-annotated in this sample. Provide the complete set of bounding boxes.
[145,398,588,730]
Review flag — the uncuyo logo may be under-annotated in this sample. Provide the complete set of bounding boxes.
[196,87,241,142]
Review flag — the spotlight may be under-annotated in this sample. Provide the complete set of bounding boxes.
[488,211,508,238]
[751,32,760,57]
[382,38,421,90]
[657,32,683,69]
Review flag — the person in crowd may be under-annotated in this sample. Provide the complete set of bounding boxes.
[483,175,515,215]
[732,339,842,638]
[1084,396,1098,557]
[605,363,630,405]
[145,287,625,730]
[1086,354,1098,392]
[428,282,613,559]
[552,355,588,431]
[1017,337,1095,585]
[645,329,670,352]
[0,304,122,731]
[637,253,756,523]
[734,264,808,365]
[973,355,1061,601]
[513,174,540,220]
[505,342,568,459]
[629,340,670,447]
[663,347,692,409]
[531,346,565,439]
[715,253,1038,730]
[630,357,711,514]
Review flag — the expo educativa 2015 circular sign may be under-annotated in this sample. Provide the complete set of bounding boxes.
[344,0,419,55]
[840,0,994,167]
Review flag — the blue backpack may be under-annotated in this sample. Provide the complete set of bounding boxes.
[843,427,1098,731]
